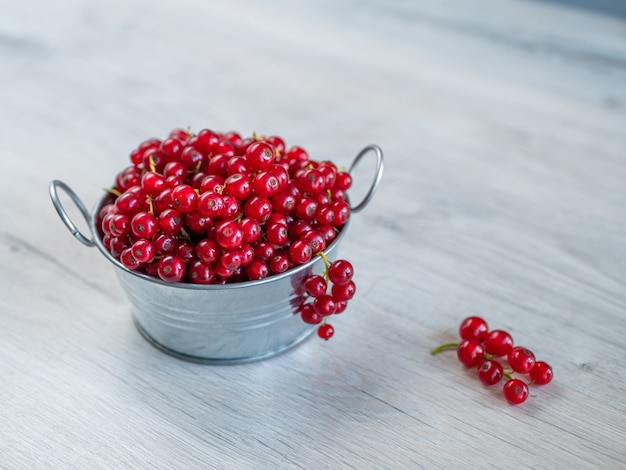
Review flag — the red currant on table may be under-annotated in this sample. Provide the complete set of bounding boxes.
[317,323,334,340]
[431,317,553,405]
[477,359,504,385]
[503,378,529,405]
[529,361,553,385]
[485,329,514,357]
[457,338,485,368]
[507,346,536,374]
[459,316,489,341]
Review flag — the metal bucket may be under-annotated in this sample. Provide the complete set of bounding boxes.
[50,145,384,364]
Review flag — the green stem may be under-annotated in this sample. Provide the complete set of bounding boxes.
[430,342,459,355]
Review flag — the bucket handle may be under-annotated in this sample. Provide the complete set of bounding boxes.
[49,180,95,247]
[348,144,384,213]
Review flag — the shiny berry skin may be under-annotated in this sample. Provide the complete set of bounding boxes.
[245,141,274,171]
[295,197,318,221]
[200,174,224,194]
[158,208,184,235]
[240,217,262,243]
[153,233,176,255]
[298,168,325,194]
[459,316,489,341]
[141,171,166,196]
[131,239,155,263]
[266,222,289,246]
[131,211,158,239]
[180,146,204,170]
[246,259,270,280]
[328,260,353,285]
[316,206,336,225]
[243,195,272,222]
[185,210,212,234]
[157,255,186,282]
[253,171,281,197]
[253,241,274,261]
[171,184,198,213]
[120,248,143,270]
[503,379,529,405]
[289,239,313,265]
[269,253,290,274]
[196,238,220,264]
[303,275,327,297]
[508,347,536,374]
[163,161,187,180]
[215,221,243,249]
[313,295,336,316]
[220,195,241,220]
[529,361,553,385]
[224,173,252,200]
[485,330,514,357]
[301,304,322,325]
[331,281,356,301]
[477,360,504,386]
[108,214,130,237]
[317,323,334,340]
[197,191,225,218]
[335,171,352,190]
[457,339,485,368]
[271,190,296,214]
[115,188,146,216]
[302,230,326,253]
[159,138,183,161]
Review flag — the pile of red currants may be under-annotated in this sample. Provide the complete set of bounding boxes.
[97,127,357,340]
[431,316,553,404]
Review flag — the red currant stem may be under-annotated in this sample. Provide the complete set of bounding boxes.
[430,342,459,355]
[180,227,191,240]
[316,251,331,270]
[104,187,122,197]
[149,155,157,173]
[148,197,154,215]
[194,160,203,174]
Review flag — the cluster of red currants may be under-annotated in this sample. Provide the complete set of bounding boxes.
[298,256,356,340]
[97,127,356,338]
[432,316,553,405]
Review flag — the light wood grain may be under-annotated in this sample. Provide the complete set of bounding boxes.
[1,0,625,468]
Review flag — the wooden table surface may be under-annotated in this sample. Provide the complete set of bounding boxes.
[2,0,625,468]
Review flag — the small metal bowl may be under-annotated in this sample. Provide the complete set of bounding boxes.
[50,145,383,364]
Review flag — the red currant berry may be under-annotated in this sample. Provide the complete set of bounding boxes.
[157,255,186,283]
[328,259,354,285]
[246,259,270,280]
[334,300,348,314]
[529,361,553,385]
[197,191,225,218]
[153,232,177,255]
[485,330,514,357]
[477,359,504,386]
[115,188,146,216]
[331,281,356,301]
[108,214,130,237]
[294,197,318,221]
[223,173,253,200]
[175,240,197,264]
[141,171,166,196]
[163,161,187,180]
[298,168,325,194]
[158,208,184,235]
[171,184,198,213]
[109,236,131,258]
[271,190,296,214]
[187,261,215,284]
[253,171,281,197]
[130,211,158,239]
[215,220,244,249]
[159,138,184,161]
[120,248,143,270]
[131,239,155,263]
[457,338,485,368]
[180,146,204,170]
[303,275,327,297]
[459,316,489,341]
[200,174,224,194]
[317,323,335,340]
[269,253,291,274]
[301,304,322,325]
[245,141,274,171]
[253,241,274,261]
[313,295,336,316]
[286,145,308,161]
[243,195,272,222]
[196,238,220,264]
[503,379,529,405]
[226,156,248,176]
[185,210,212,234]
[335,171,352,191]
[289,239,313,265]
[508,347,536,374]
[266,222,289,246]
[302,230,326,253]
[220,195,241,220]
[240,217,262,243]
